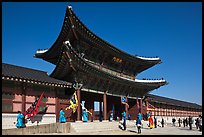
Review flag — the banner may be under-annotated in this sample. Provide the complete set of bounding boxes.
[121,96,129,108]
[24,92,44,119]
[147,102,156,111]
[65,91,78,113]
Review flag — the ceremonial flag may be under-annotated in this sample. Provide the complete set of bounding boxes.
[24,92,44,119]
[121,96,129,108]
[147,102,156,111]
[65,91,78,113]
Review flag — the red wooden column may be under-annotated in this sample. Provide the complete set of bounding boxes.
[103,92,107,120]
[136,97,139,112]
[140,98,143,114]
[22,83,26,113]
[55,86,60,122]
[125,97,128,118]
[76,88,81,121]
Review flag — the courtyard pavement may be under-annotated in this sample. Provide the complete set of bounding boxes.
[35,124,202,135]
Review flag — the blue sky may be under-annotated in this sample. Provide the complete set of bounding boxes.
[2,2,202,105]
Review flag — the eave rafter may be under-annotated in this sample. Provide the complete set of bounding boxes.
[57,41,167,97]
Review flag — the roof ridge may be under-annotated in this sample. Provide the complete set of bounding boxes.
[2,62,48,74]
[148,93,201,106]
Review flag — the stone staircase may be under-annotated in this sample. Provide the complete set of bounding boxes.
[70,120,138,133]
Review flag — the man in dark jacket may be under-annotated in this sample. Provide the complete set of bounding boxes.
[154,116,157,128]
[189,116,192,130]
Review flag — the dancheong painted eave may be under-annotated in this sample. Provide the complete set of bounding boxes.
[47,41,168,97]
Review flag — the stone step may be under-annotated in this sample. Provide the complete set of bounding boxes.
[70,120,136,133]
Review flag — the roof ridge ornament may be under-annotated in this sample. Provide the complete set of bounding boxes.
[68,5,72,10]
[65,40,70,45]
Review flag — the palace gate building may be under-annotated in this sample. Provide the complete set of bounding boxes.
[2,63,202,129]
[34,6,167,121]
[2,6,202,129]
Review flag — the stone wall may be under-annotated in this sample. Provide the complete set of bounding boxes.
[2,122,70,135]
[2,113,56,129]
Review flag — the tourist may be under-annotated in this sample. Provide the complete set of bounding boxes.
[136,114,142,134]
[189,116,192,130]
[121,110,127,130]
[154,116,157,128]
[90,112,93,122]
[82,109,88,122]
[138,111,142,121]
[198,115,202,132]
[161,117,164,128]
[109,111,113,122]
[186,117,188,127]
[149,114,154,129]
[172,117,176,126]
[147,112,151,120]
[178,118,181,127]
[128,113,131,120]
[191,116,194,125]
[195,117,199,129]
[59,108,66,123]
[183,118,186,127]
[16,111,25,128]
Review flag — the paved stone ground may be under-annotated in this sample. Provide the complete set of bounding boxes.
[34,125,202,135]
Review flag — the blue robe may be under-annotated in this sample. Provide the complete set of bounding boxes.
[122,111,126,120]
[59,110,66,123]
[138,113,142,121]
[136,118,142,126]
[109,112,113,121]
[16,113,24,128]
[82,110,88,122]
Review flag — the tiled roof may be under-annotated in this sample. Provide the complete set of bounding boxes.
[2,63,71,86]
[146,94,202,109]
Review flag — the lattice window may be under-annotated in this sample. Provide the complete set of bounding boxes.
[2,102,13,112]
[2,93,15,100]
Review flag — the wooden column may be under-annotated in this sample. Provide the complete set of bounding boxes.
[103,92,107,120]
[136,97,139,112]
[22,83,26,113]
[125,97,128,118]
[140,98,143,114]
[55,87,59,122]
[99,101,103,121]
[76,88,81,121]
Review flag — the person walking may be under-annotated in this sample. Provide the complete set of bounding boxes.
[16,111,25,128]
[195,117,199,129]
[82,109,88,122]
[161,117,164,128]
[183,118,186,127]
[172,118,176,126]
[198,115,202,132]
[128,113,131,120]
[149,115,154,129]
[59,108,66,123]
[109,111,113,122]
[178,118,181,127]
[186,117,188,127]
[154,116,157,128]
[136,115,142,134]
[121,110,127,130]
[189,116,192,130]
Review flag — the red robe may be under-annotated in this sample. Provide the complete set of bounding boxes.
[149,116,154,129]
